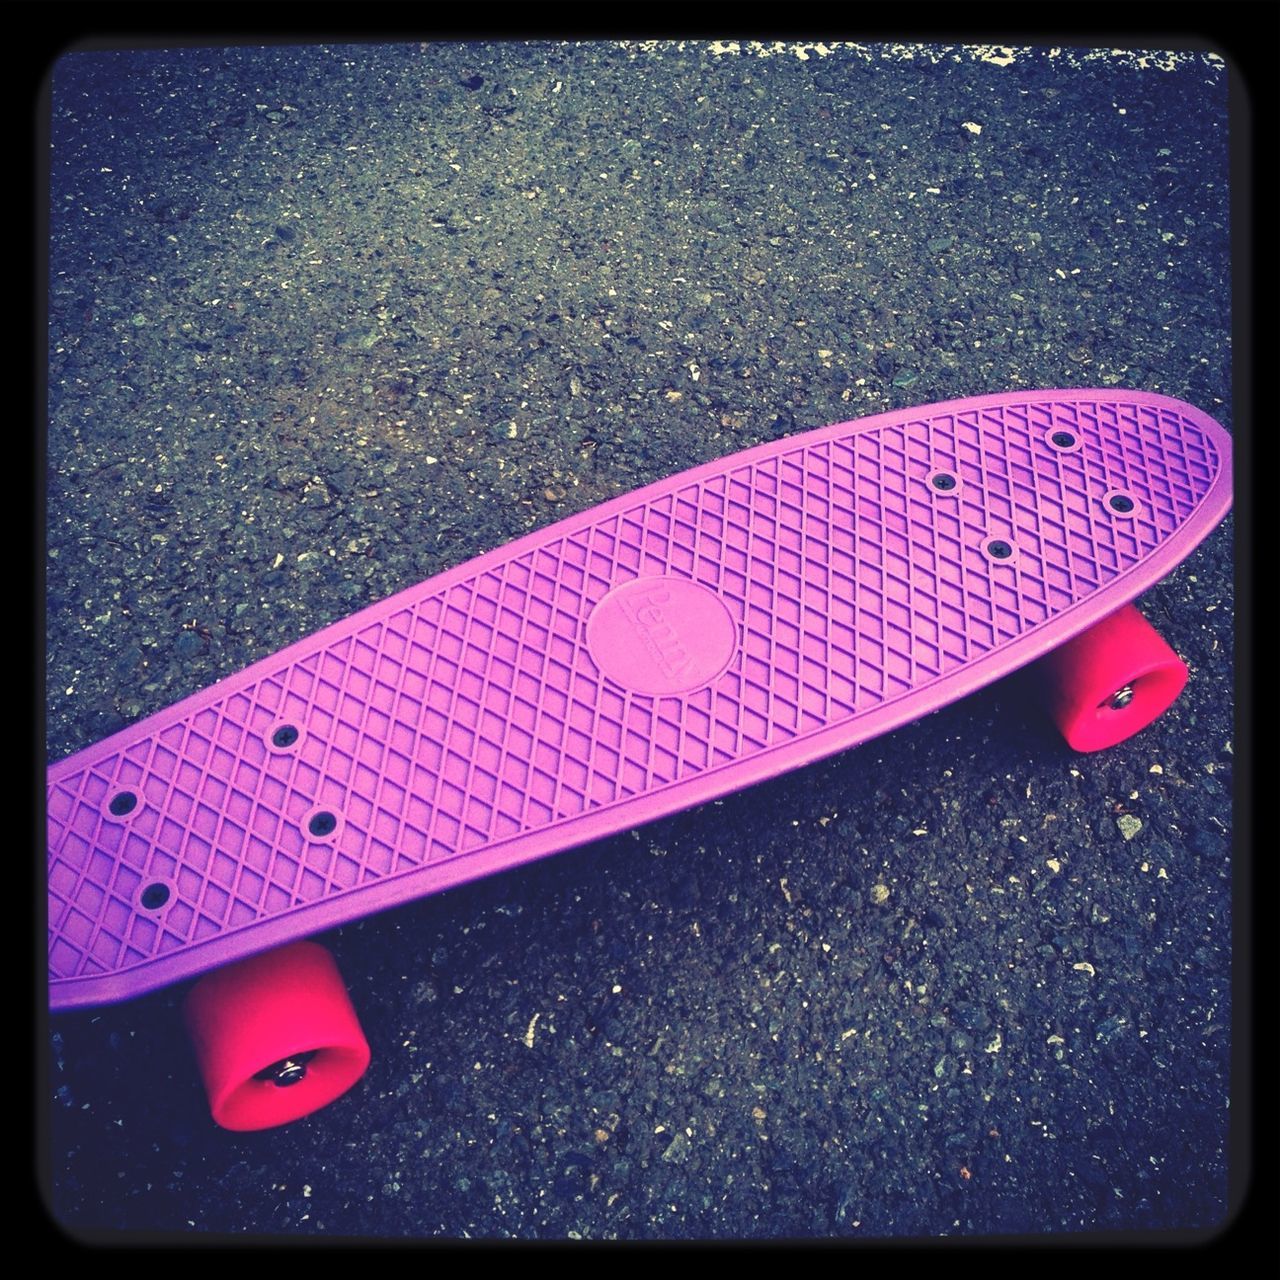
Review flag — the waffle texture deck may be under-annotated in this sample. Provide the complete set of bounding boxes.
[48,391,1232,1008]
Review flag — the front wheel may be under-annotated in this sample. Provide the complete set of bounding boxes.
[184,940,370,1131]
[1037,603,1189,752]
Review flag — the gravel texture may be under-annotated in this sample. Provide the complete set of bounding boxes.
[43,39,1239,1242]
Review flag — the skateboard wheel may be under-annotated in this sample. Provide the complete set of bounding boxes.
[1038,603,1189,752]
[184,941,370,1131]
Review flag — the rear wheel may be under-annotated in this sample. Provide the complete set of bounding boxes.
[184,940,370,1131]
[1038,603,1189,752]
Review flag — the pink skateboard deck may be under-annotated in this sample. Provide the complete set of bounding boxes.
[47,390,1232,1015]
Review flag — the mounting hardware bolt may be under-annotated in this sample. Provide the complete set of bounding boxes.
[255,1050,318,1087]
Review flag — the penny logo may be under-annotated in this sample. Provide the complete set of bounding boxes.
[619,587,693,679]
[586,576,738,696]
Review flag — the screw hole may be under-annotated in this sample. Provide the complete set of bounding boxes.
[272,724,299,748]
[109,791,138,817]
[931,472,957,491]
[1109,494,1135,513]
[308,811,337,838]
[987,539,1013,560]
[140,882,170,910]
[1051,431,1076,449]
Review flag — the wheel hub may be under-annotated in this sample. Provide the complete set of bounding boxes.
[255,1050,318,1087]
[1109,685,1136,710]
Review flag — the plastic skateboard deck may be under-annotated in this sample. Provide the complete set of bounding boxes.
[48,390,1232,1015]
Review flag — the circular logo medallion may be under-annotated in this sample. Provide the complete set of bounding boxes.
[586,576,737,696]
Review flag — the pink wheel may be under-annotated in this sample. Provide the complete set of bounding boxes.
[184,941,370,1131]
[1038,603,1189,752]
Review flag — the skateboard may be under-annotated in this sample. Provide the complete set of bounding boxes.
[46,389,1232,1129]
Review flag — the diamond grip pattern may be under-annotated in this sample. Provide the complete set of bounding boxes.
[48,393,1230,1007]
